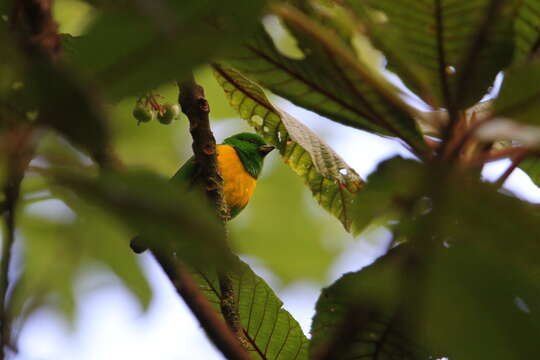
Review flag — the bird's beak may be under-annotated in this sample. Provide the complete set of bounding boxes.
[258,144,275,156]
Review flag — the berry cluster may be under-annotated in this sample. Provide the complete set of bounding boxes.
[132,93,181,125]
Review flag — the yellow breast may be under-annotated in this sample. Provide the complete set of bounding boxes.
[217,144,257,212]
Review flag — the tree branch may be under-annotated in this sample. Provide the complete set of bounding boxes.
[0,126,35,360]
[0,183,18,360]
[495,150,530,188]
[150,250,251,360]
[469,146,531,166]
[11,0,62,61]
[178,74,246,348]
[178,75,229,220]
[2,1,59,356]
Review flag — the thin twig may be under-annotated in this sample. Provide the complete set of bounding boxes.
[0,127,35,360]
[445,114,492,160]
[495,150,530,188]
[469,146,531,166]
[0,183,19,360]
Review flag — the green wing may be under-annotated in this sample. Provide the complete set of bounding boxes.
[130,157,198,253]
[172,155,244,218]
[170,155,198,191]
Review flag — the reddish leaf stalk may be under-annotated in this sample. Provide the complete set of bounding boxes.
[495,150,530,187]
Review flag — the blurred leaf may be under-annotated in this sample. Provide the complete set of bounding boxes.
[351,0,516,110]
[26,61,111,165]
[519,155,540,186]
[53,0,96,36]
[62,0,264,101]
[350,157,427,236]
[311,238,540,360]
[310,246,431,360]
[193,256,309,360]
[221,6,428,155]
[50,167,226,266]
[494,59,540,125]
[513,0,540,62]
[413,171,540,358]
[311,159,540,359]
[214,66,363,232]
[17,200,152,323]
[17,216,80,322]
[0,0,10,16]
[64,196,152,309]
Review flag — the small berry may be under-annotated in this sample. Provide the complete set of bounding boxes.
[133,104,155,123]
[158,103,181,125]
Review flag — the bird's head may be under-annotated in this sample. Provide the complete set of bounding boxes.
[223,132,274,179]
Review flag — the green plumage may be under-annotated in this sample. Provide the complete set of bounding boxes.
[170,132,270,186]
[130,133,273,253]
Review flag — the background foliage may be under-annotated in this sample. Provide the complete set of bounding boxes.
[1,0,540,359]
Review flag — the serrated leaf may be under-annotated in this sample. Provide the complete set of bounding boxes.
[513,0,540,62]
[214,65,363,231]
[192,256,308,360]
[62,0,264,101]
[221,5,428,155]
[350,0,516,110]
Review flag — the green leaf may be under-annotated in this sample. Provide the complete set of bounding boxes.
[26,61,112,165]
[50,167,226,267]
[193,256,309,360]
[14,186,153,323]
[63,0,264,101]
[229,160,346,283]
[17,216,80,322]
[310,246,431,360]
[351,0,516,110]
[311,159,540,359]
[214,65,364,232]
[349,157,427,235]
[519,155,540,186]
[221,5,428,155]
[414,172,540,359]
[494,59,540,125]
[513,0,540,62]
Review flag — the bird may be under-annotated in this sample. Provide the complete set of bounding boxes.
[130,132,274,253]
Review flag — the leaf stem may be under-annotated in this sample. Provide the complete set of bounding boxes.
[495,150,530,188]
[469,146,531,166]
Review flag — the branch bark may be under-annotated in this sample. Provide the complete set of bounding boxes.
[150,250,251,360]
[2,1,59,357]
[178,74,247,350]
[178,76,229,220]
[11,0,62,61]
